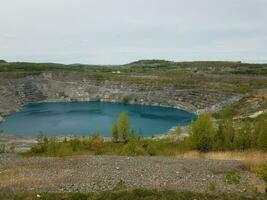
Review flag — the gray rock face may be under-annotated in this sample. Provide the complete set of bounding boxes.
[0,72,241,116]
[0,115,3,123]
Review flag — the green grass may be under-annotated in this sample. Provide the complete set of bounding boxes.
[1,189,266,200]
[256,164,267,184]
[208,181,217,192]
[224,171,241,185]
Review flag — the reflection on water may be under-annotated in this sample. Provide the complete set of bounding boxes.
[0,101,197,136]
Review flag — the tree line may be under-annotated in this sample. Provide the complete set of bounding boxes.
[187,114,267,152]
[110,112,267,153]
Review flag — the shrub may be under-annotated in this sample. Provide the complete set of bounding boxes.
[122,96,130,104]
[147,145,157,156]
[256,164,267,184]
[31,143,46,154]
[170,126,183,141]
[188,114,215,152]
[208,181,216,192]
[9,144,15,153]
[47,138,60,155]
[234,122,252,150]
[0,144,6,153]
[224,171,241,185]
[89,134,104,150]
[56,144,74,157]
[113,179,127,191]
[222,120,235,150]
[213,123,225,151]
[69,138,82,152]
[257,120,267,150]
[174,126,182,135]
[111,122,119,143]
[118,112,130,143]
[121,141,146,156]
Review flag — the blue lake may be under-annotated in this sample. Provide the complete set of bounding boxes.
[0,102,197,136]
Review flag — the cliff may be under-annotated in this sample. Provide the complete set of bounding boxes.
[0,71,241,118]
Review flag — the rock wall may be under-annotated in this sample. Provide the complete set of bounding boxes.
[0,72,241,117]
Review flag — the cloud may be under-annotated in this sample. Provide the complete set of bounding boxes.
[3,34,17,39]
[0,0,266,64]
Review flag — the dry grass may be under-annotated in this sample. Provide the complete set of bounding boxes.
[0,159,74,190]
[182,150,267,171]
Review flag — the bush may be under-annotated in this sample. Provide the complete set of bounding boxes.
[121,141,147,156]
[147,145,157,156]
[0,144,6,153]
[234,122,252,150]
[31,143,47,154]
[111,122,119,143]
[212,122,226,151]
[224,171,241,185]
[122,96,130,104]
[222,120,235,150]
[188,114,215,152]
[47,138,60,155]
[89,134,104,150]
[56,144,74,157]
[113,179,127,191]
[69,138,82,152]
[256,164,267,184]
[208,181,216,192]
[257,120,267,150]
[118,112,130,143]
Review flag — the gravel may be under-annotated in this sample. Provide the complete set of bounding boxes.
[0,154,265,194]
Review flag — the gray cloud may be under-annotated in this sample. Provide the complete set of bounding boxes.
[0,0,266,64]
[3,34,17,39]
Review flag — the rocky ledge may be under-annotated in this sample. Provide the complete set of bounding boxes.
[0,72,242,118]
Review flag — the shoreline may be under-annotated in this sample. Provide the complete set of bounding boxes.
[0,124,187,153]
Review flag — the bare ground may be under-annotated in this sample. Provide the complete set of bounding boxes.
[0,154,265,194]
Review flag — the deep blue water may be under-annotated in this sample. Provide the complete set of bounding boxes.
[0,102,197,136]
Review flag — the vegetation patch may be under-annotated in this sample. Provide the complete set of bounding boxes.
[23,100,267,157]
[22,135,188,157]
[1,189,267,200]
[113,179,127,191]
[224,171,241,185]
[256,164,267,186]
[208,181,217,192]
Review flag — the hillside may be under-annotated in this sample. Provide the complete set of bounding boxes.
[0,60,266,120]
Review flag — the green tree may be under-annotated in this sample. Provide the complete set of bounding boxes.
[223,120,235,150]
[188,114,215,152]
[213,119,235,151]
[118,112,130,143]
[213,122,225,151]
[234,121,252,150]
[257,119,267,150]
[111,122,119,143]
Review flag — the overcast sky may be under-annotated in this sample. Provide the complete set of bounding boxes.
[0,0,266,64]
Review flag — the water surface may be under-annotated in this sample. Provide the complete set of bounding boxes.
[0,102,196,136]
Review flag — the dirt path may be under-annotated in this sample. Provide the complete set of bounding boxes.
[0,154,265,194]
